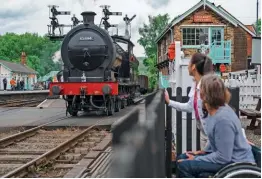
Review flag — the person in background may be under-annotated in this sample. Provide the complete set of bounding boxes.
[2,78,7,91]
[10,78,16,91]
[20,80,24,90]
[176,74,255,178]
[16,79,20,90]
[165,53,213,150]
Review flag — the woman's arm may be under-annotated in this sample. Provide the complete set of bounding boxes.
[167,85,194,113]
[194,120,235,164]
[168,98,193,113]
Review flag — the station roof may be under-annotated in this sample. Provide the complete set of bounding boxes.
[0,60,37,74]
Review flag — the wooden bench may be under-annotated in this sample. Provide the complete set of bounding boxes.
[240,96,261,134]
[240,108,261,130]
[254,118,261,135]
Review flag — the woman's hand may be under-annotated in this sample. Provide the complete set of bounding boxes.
[186,150,206,155]
[164,90,170,104]
[177,153,195,163]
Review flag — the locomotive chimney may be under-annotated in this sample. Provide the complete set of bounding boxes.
[81,11,96,25]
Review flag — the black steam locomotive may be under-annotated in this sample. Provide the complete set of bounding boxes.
[48,5,148,116]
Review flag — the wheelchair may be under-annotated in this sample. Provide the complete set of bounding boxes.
[198,145,261,178]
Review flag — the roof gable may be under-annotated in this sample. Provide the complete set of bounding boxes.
[217,5,256,37]
[245,25,256,34]
[0,60,37,74]
[155,0,256,43]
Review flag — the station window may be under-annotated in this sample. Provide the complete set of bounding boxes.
[182,28,209,46]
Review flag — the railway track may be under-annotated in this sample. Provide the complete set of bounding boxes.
[0,118,111,178]
[0,99,46,107]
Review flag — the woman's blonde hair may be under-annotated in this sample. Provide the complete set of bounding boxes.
[201,74,231,109]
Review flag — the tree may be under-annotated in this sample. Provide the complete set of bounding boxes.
[254,18,261,35]
[137,14,170,89]
[0,33,61,77]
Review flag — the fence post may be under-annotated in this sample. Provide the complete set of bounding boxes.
[228,87,240,117]
[176,87,183,156]
[166,87,172,178]
[186,87,192,151]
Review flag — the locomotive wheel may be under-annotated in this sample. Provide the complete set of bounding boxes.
[115,99,121,112]
[67,104,78,116]
[106,98,115,116]
[71,111,78,116]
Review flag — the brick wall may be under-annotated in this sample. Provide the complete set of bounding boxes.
[173,6,235,59]
[246,33,252,57]
[157,5,249,72]
[158,32,171,64]
[232,27,247,71]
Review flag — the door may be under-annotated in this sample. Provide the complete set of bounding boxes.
[210,28,224,63]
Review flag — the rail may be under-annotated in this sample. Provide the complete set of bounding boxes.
[0,116,108,178]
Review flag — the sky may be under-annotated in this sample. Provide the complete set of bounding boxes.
[0,0,261,57]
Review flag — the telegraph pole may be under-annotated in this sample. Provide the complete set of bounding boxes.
[256,0,259,36]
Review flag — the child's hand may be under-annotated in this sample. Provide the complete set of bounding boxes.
[164,90,170,104]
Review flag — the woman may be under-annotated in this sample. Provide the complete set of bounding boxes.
[165,53,213,150]
[176,74,255,178]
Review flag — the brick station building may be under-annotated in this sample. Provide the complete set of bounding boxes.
[155,0,257,75]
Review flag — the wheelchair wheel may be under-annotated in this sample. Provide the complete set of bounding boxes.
[214,165,261,178]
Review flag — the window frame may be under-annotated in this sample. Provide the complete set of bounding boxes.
[181,27,210,48]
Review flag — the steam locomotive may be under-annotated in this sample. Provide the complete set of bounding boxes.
[47,5,148,116]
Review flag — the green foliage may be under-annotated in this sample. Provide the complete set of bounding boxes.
[0,32,61,77]
[137,14,170,89]
[254,18,261,34]
[137,57,147,75]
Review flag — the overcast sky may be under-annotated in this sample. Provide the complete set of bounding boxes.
[0,0,261,57]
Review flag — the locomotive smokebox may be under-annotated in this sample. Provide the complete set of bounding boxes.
[81,11,96,25]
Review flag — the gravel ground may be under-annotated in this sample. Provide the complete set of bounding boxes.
[240,116,261,147]
[0,128,25,139]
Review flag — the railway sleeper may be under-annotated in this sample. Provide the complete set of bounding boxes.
[0,148,47,154]
[54,164,75,170]
[59,153,82,161]
[55,159,79,164]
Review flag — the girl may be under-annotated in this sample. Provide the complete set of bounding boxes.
[165,53,213,150]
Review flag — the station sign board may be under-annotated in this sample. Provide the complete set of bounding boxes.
[193,15,212,22]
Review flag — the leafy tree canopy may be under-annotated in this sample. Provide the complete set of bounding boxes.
[137,14,170,89]
[0,32,61,77]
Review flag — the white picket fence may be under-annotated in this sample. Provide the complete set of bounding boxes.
[222,67,261,109]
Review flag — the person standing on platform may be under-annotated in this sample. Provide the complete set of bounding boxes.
[16,79,20,91]
[3,78,7,91]
[164,53,213,150]
[10,78,16,91]
[20,80,24,90]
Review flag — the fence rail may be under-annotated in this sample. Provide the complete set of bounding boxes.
[108,86,240,177]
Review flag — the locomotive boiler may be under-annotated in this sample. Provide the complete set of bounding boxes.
[48,7,144,116]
